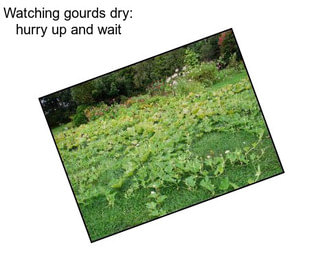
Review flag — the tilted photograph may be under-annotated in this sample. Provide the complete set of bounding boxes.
[39,29,283,242]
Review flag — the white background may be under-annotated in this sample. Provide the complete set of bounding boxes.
[0,0,322,270]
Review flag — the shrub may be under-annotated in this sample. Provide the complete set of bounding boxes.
[84,102,109,121]
[187,62,218,87]
[184,48,199,68]
[173,78,205,95]
[215,55,226,70]
[119,95,128,104]
[151,48,185,80]
[73,105,88,127]
[146,80,167,96]
[227,52,241,71]
[124,98,136,107]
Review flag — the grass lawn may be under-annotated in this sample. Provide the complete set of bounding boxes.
[52,68,283,241]
[82,130,281,241]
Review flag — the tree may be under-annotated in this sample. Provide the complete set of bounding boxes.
[219,30,241,65]
[40,90,76,128]
[71,81,96,105]
[200,36,220,61]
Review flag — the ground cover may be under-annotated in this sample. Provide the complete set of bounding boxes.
[52,67,282,241]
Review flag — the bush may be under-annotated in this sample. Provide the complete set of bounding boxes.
[215,55,226,70]
[184,48,199,68]
[119,95,128,104]
[146,80,167,96]
[187,62,218,87]
[84,102,109,121]
[227,52,242,71]
[173,79,205,95]
[73,105,88,127]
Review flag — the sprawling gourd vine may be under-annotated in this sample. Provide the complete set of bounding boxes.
[54,76,269,218]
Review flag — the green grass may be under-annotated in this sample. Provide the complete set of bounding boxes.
[210,69,248,89]
[52,66,283,241]
[192,131,257,157]
[81,129,282,241]
[192,130,282,183]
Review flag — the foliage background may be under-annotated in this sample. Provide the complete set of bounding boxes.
[40,30,240,127]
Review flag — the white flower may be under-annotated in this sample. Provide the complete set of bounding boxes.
[225,150,230,154]
[175,68,179,73]
[151,191,156,194]
[183,108,189,114]
[206,155,211,159]
[136,143,140,147]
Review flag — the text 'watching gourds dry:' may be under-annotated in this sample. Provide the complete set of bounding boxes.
[3,7,131,21]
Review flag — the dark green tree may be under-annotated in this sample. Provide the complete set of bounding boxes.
[200,36,220,61]
[71,81,96,105]
[40,90,76,128]
[220,31,241,65]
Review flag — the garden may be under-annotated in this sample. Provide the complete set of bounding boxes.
[40,30,283,241]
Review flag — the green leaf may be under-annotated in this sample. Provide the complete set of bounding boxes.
[255,165,261,178]
[110,178,125,189]
[250,153,256,161]
[105,191,117,206]
[229,182,239,189]
[156,195,167,204]
[200,177,215,194]
[146,202,157,210]
[215,164,224,175]
[184,176,196,189]
[219,177,230,191]
[247,178,254,184]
